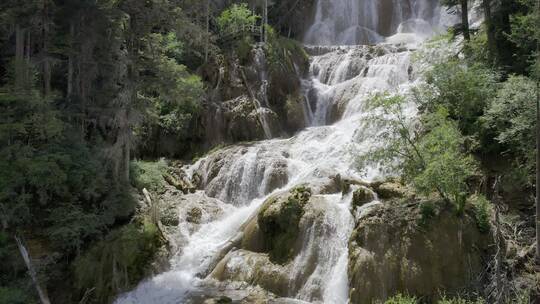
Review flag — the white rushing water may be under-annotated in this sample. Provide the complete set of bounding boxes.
[304,0,443,45]
[116,1,455,303]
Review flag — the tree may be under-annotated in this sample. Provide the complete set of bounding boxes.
[482,0,497,64]
[483,76,537,179]
[217,3,259,35]
[416,60,498,137]
[357,95,477,213]
[442,0,471,41]
[535,0,540,264]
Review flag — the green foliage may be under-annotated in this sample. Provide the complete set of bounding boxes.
[416,60,499,137]
[414,109,477,213]
[468,194,492,233]
[46,204,104,253]
[217,4,259,35]
[438,296,485,304]
[265,25,309,74]
[384,294,418,304]
[467,30,491,65]
[0,287,31,304]
[73,219,160,303]
[235,36,255,64]
[358,95,477,213]
[129,159,167,192]
[508,1,540,74]
[418,201,437,227]
[137,31,203,156]
[483,75,537,180]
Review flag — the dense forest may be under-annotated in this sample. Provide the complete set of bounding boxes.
[0,0,539,303]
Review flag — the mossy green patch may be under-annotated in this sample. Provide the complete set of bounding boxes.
[258,186,311,264]
[129,159,167,192]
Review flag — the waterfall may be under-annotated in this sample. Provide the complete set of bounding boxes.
[304,0,442,45]
[115,1,452,303]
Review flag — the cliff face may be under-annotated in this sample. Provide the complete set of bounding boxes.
[198,43,309,150]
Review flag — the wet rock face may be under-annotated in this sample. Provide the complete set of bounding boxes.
[192,144,290,205]
[348,200,492,303]
[223,95,269,142]
[201,45,309,149]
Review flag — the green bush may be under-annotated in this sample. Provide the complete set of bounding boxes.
[468,194,492,233]
[418,201,437,227]
[438,296,485,304]
[129,159,167,192]
[416,60,498,137]
[384,294,418,304]
[414,109,477,213]
[73,219,160,303]
[483,75,537,182]
[265,25,309,74]
[217,4,259,35]
[358,95,478,214]
[0,287,30,304]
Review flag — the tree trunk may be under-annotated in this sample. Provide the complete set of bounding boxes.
[123,140,130,183]
[42,0,51,96]
[483,0,497,64]
[264,0,268,43]
[67,22,74,97]
[15,236,51,304]
[493,177,505,302]
[536,77,540,263]
[15,25,25,89]
[536,0,540,264]
[461,0,470,41]
[205,0,210,63]
[26,30,31,81]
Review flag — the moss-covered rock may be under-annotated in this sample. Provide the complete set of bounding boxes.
[348,200,492,303]
[257,186,312,264]
[372,181,410,199]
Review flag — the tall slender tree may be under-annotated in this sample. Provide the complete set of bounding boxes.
[442,0,470,41]
[536,0,540,264]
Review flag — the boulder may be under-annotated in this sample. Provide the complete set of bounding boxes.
[348,200,492,303]
[352,186,375,209]
[211,250,290,297]
[257,186,312,264]
[372,180,410,199]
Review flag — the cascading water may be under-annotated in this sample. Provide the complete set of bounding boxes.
[116,1,453,303]
[304,0,442,45]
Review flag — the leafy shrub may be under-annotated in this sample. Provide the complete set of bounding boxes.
[358,95,478,214]
[483,75,536,182]
[384,294,418,304]
[413,109,477,213]
[129,159,167,192]
[217,4,259,35]
[419,201,437,227]
[0,287,30,304]
[265,25,309,74]
[416,60,498,137]
[438,296,485,304]
[468,194,492,233]
[73,219,160,303]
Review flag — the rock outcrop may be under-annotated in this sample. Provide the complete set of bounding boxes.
[348,198,493,303]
